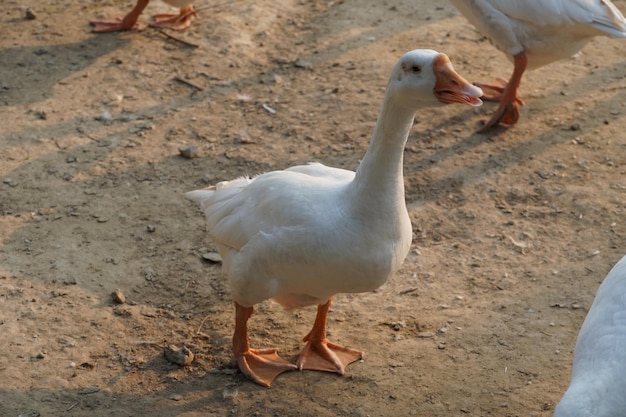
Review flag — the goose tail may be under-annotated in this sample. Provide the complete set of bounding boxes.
[185,188,215,205]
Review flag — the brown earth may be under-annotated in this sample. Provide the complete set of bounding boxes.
[1,0,625,416]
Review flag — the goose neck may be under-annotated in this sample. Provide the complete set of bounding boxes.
[351,98,418,194]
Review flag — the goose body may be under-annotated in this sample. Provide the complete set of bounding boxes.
[554,254,626,417]
[186,49,482,386]
[197,164,410,310]
[91,0,195,32]
[450,0,626,130]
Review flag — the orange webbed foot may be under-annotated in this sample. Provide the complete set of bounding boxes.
[478,99,521,132]
[296,298,363,374]
[236,348,297,387]
[90,18,140,33]
[150,6,196,30]
[296,337,363,374]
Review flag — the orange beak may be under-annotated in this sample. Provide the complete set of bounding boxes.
[433,54,483,107]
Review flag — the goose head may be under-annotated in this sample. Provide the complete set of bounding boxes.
[387,49,483,110]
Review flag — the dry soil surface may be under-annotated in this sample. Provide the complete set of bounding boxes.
[1,1,626,416]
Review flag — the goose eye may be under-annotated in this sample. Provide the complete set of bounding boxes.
[411,65,421,73]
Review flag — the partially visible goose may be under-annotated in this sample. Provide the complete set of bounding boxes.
[186,49,482,387]
[91,0,196,33]
[554,254,626,417]
[450,0,626,131]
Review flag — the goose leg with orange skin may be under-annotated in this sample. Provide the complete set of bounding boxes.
[476,51,528,132]
[90,0,149,33]
[150,5,196,30]
[296,299,363,374]
[232,302,297,387]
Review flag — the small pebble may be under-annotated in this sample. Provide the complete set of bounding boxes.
[25,8,37,19]
[293,58,313,70]
[235,129,254,144]
[78,387,100,395]
[146,225,156,233]
[164,344,194,366]
[111,289,126,304]
[202,252,223,263]
[179,145,198,159]
[222,388,239,399]
[96,110,113,122]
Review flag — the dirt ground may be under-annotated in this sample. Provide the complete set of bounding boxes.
[1,0,625,416]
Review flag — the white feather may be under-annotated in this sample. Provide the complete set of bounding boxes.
[554,255,626,417]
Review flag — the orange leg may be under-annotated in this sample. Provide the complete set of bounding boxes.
[90,0,150,33]
[150,5,197,30]
[296,299,363,374]
[477,51,528,132]
[474,78,523,105]
[232,302,296,387]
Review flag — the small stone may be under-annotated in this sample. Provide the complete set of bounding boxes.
[144,267,156,281]
[78,387,100,395]
[234,129,255,144]
[25,7,37,19]
[222,388,239,399]
[146,225,156,233]
[170,394,183,401]
[388,321,405,331]
[179,145,198,159]
[95,110,113,122]
[164,344,194,366]
[293,58,313,70]
[63,277,78,285]
[416,331,435,338]
[111,289,126,304]
[202,252,223,263]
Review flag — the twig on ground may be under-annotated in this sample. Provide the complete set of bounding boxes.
[156,29,199,48]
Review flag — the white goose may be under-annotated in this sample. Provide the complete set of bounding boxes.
[554,254,626,417]
[186,49,482,387]
[91,0,196,32]
[450,0,626,131]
